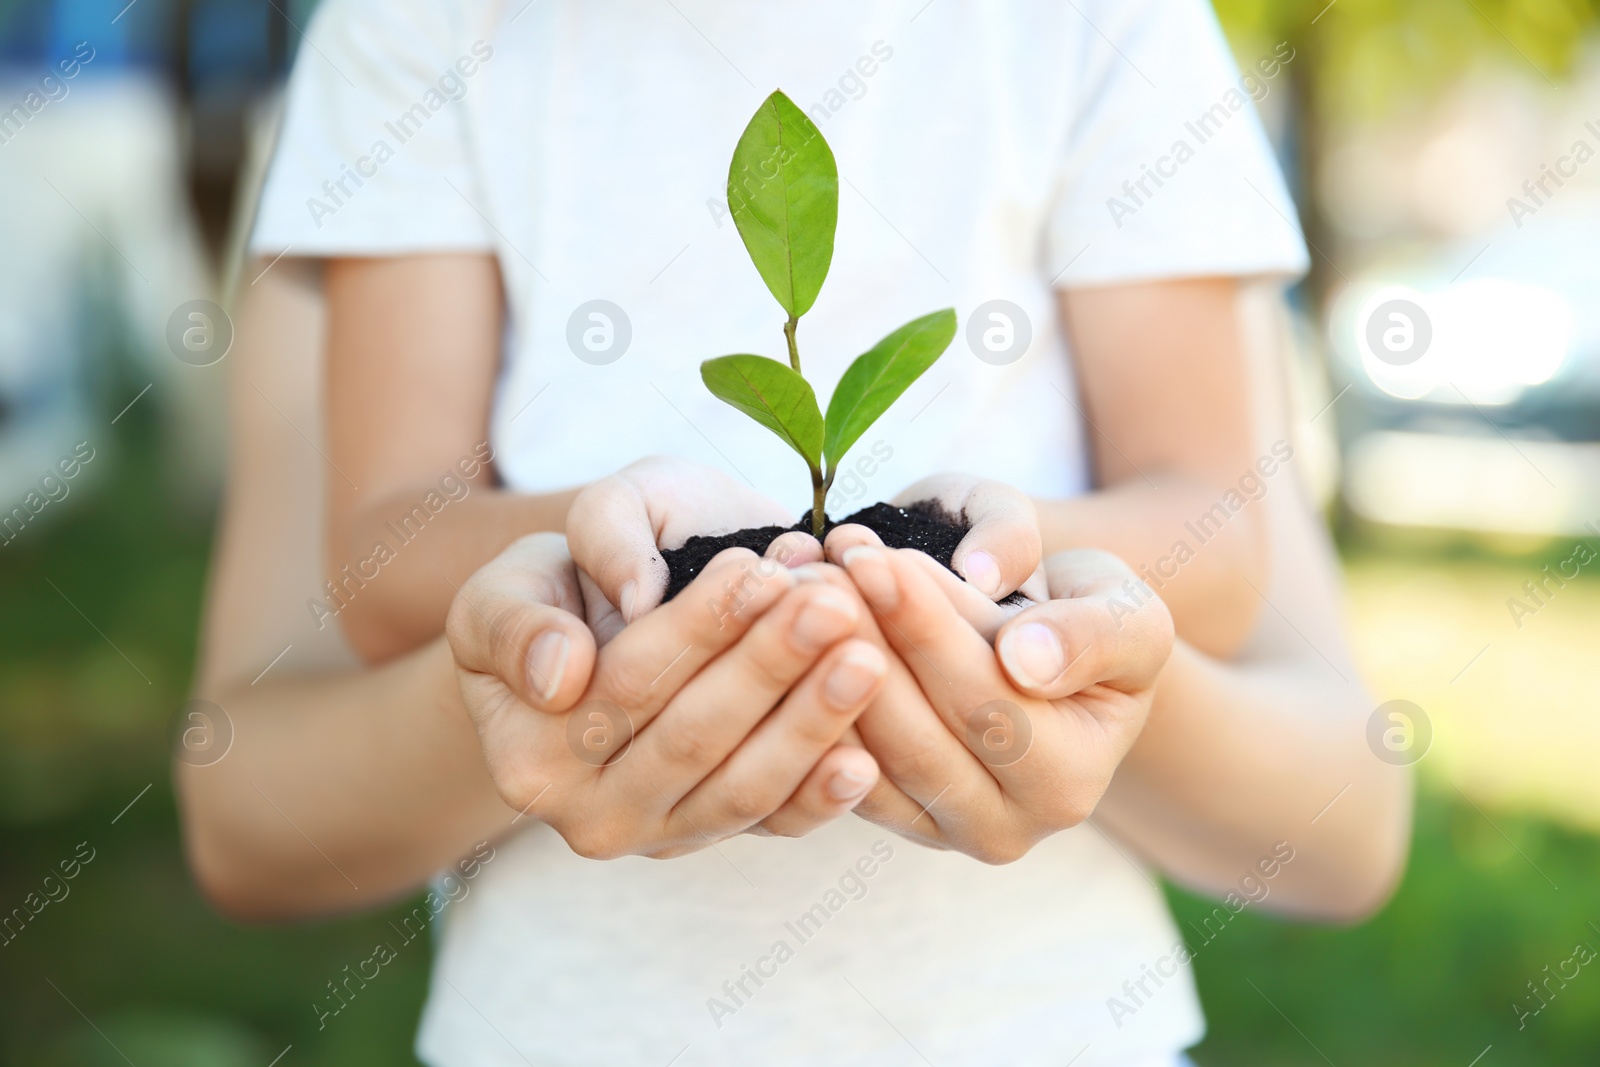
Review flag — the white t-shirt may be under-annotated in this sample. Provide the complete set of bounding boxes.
[253,1,1307,1064]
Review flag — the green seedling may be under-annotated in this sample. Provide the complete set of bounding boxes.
[701,90,956,538]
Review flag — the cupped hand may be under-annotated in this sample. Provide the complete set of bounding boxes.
[566,456,822,630]
[812,543,1172,863]
[444,533,886,859]
[878,473,1048,601]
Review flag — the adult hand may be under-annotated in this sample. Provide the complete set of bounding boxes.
[445,534,886,858]
[814,544,1172,863]
[879,473,1048,601]
[566,455,821,629]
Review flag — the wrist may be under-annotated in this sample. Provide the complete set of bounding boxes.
[418,636,475,732]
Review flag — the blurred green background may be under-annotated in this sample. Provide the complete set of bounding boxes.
[4,1,1600,1063]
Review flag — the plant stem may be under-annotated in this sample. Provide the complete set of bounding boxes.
[811,467,826,539]
[784,315,801,374]
[791,317,816,534]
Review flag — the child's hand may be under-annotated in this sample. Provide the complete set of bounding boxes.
[566,456,817,628]
[880,473,1047,601]
[445,533,886,858]
[813,545,1171,864]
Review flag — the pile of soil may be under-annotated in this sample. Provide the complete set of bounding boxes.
[660,500,966,602]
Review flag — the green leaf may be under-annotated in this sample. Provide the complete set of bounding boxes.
[701,354,825,471]
[824,309,957,471]
[727,90,838,318]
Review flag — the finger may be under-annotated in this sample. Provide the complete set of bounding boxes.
[891,478,1041,600]
[567,458,795,621]
[675,638,886,837]
[806,566,992,825]
[590,547,796,726]
[946,483,1041,600]
[848,657,1045,859]
[565,472,670,622]
[754,745,881,838]
[839,546,1010,722]
[1042,547,1151,600]
[578,569,626,648]
[996,567,1174,697]
[821,522,885,565]
[445,533,597,713]
[847,661,990,840]
[766,530,824,568]
[802,564,994,822]
[1017,567,1050,603]
[898,548,1010,639]
[621,575,863,805]
[848,773,953,850]
[794,562,1012,846]
[830,516,1034,631]
[806,559,988,764]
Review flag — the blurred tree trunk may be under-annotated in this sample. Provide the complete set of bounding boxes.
[1287,9,1333,319]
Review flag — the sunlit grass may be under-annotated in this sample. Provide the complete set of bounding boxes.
[1343,538,1600,830]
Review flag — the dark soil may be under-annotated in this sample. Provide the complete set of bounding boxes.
[661,500,968,602]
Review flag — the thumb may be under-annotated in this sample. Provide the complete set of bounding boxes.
[994,552,1173,696]
[891,477,1040,600]
[949,480,1041,600]
[445,535,599,713]
[565,474,670,622]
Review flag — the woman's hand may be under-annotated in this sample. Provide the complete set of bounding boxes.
[566,456,821,630]
[445,534,887,859]
[816,542,1172,864]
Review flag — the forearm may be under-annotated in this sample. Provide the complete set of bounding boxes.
[1052,280,1407,918]
[176,639,514,921]
[335,486,582,661]
[1035,474,1267,656]
[1092,640,1412,920]
[323,253,556,661]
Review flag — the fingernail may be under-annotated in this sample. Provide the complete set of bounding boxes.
[791,589,856,653]
[841,546,898,610]
[619,580,638,623]
[824,645,885,707]
[827,767,874,802]
[961,550,1002,597]
[766,531,816,568]
[998,622,1064,689]
[528,630,570,702]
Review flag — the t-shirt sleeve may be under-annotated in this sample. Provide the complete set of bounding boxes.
[1044,0,1310,287]
[249,0,494,256]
